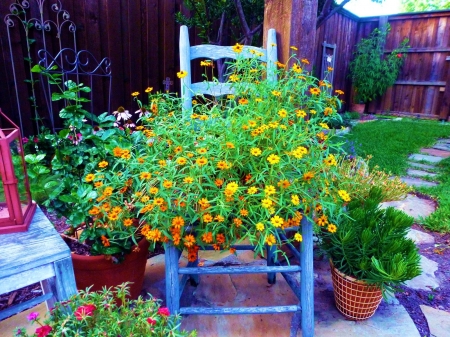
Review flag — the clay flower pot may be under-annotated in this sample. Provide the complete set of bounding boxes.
[330,260,383,320]
[71,238,150,299]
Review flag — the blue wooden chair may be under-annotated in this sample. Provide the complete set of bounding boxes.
[165,25,314,337]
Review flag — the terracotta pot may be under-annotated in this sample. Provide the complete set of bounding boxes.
[349,103,365,114]
[330,260,383,320]
[71,238,150,299]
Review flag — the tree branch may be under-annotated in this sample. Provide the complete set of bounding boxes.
[317,0,352,28]
[234,0,252,44]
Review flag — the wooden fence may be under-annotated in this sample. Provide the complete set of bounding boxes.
[1,2,449,136]
[314,9,450,120]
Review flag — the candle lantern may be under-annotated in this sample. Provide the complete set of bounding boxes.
[0,109,36,234]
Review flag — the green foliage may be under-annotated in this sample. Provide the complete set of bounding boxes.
[14,283,196,337]
[348,24,410,103]
[400,0,450,12]
[319,187,422,295]
[176,0,264,44]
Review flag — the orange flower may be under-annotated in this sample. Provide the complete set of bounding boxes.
[172,216,185,229]
[202,232,213,243]
[183,234,196,248]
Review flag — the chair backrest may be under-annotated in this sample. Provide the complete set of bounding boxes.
[179,25,278,117]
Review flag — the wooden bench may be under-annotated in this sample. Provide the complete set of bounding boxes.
[0,206,77,320]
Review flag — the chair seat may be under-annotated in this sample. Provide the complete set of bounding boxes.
[0,207,77,320]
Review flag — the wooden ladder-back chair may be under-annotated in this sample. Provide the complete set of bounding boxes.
[164,25,315,337]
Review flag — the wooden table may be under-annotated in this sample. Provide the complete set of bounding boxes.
[0,206,77,320]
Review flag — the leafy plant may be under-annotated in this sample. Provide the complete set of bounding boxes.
[14,283,195,337]
[23,154,60,204]
[319,187,422,295]
[348,24,409,104]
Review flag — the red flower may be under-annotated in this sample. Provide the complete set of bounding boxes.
[147,317,157,325]
[157,307,170,316]
[74,304,96,320]
[35,325,52,337]
[397,53,402,58]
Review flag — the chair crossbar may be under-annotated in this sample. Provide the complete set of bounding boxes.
[178,265,301,275]
[179,305,301,315]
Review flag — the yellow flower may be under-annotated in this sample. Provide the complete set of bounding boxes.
[176,157,187,165]
[247,186,258,195]
[183,177,194,184]
[145,87,153,93]
[303,171,315,182]
[267,154,280,165]
[256,222,265,231]
[232,43,243,53]
[327,223,337,233]
[294,233,303,242]
[177,70,188,78]
[172,216,185,228]
[338,190,351,202]
[292,63,302,73]
[301,58,310,64]
[309,87,320,95]
[324,107,333,116]
[217,161,230,170]
[296,109,306,118]
[290,46,298,51]
[261,198,273,208]
[131,92,139,97]
[200,60,213,67]
[163,180,173,188]
[265,234,277,246]
[324,154,337,166]
[250,147,262,156]
[226,182,239,193]
[270,215,284,228]
[264,185,276,195]
[327,66,333,72]
[158,159,167,167]
[271,90,281,97]
[229,74,239,82]
[85,173,95,182]
[196,157,208,166]
[335,89,344,95]
[149,187,159,194]
[123,218,133,227]
[278,109,287,118]
[291,194,300,206]
[203,213,213,223]
[141,195,150,203]
[238,98,248,105]
[140,172,152,180]
[226,142,235,149]
[197,147,207,154]
[98,161,108,168]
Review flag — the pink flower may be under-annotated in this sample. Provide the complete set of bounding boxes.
[33,137,39,143]
[35,325,52,337]
[147,317,157,325]
[74,304,96,320]
[27,312,39,321]
[397,53,402,58]
[22,137,29,144]
[157,307,170,316]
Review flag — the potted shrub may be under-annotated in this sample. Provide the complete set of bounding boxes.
[318,187,421,320]
[13,283,195,337]
[348,24,409,113]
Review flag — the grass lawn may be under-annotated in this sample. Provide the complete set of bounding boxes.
[341,118,450,232]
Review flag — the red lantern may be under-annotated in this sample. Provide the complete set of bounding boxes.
[0,109,36,234]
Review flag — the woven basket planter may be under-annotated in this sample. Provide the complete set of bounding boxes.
[330,261,383,320]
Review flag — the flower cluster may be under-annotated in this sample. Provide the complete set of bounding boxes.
[81,48,350,260]
[14,284,195,337]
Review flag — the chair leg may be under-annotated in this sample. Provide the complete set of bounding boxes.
[300,218,314,337]
[266,244,277,284]
[165,243,181,314]
[188,258,200,286]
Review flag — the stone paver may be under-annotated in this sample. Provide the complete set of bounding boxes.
[421,148,450,158]
[433,143,450,151]
[405,255,439,291]
[408,154,444,163]
[381,194,436,220]
[420,305,450,337]
[400,176,439,187]
[406,228,435,245]
[407,168,437,178]
[407,161,436,171]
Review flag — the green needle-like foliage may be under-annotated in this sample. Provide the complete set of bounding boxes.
[320,187,422,295]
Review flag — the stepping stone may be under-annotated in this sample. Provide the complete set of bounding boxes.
[400,176,438,188]
[405,255,439,291]
[407,161,436,171]
[407,168,437,178]
[406,228,435,245]
[381,194,436,220]
[420,305,450,337]
[421,148,450,158]
[433,143,450,151]
[408,154,443,163]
